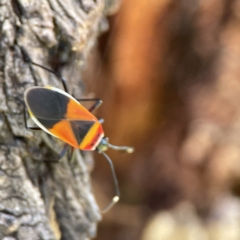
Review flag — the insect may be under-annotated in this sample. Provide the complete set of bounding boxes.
[24,81,133,212]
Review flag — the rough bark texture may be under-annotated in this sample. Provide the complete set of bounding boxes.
[0,0,115,239]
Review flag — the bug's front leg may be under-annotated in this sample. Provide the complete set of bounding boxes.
[75,98,103,112]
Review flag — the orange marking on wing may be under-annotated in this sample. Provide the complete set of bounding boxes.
[49,120,78,148]
[66,99,98,121]
[80,122,104,150]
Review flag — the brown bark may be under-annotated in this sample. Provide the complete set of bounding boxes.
[0,0,115,239]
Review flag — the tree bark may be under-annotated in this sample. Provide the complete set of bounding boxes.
[0,0,115,239]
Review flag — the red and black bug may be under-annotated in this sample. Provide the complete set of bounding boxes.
[23,60,133,212]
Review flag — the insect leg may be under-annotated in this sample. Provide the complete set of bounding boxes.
[35,144,70,163]
[46,144,70,162]
[67,146,74,161]
[60,144,70,160]
[75,98,103,112]
[12,96,42,131]
[20,47,69,93]
[23,103,42,131]
[31,61,68,93]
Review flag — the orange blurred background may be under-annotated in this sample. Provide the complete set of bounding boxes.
[84,0,240,239]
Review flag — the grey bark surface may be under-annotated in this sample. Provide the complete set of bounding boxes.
[0,0,116,239]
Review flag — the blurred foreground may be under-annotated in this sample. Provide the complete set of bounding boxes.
[85,0,240,239]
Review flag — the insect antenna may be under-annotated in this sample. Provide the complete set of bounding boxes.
[107,143,134,153]
[100,151,120,213]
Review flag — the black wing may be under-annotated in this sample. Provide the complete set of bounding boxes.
[24,87,69,120]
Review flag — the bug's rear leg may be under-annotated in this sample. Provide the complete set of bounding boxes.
[20,47,69,93]
[30,61,69,93]
[12,96,42,131]
[23,102,42,131]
